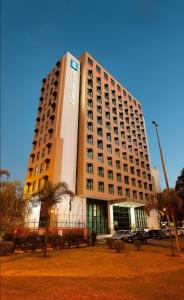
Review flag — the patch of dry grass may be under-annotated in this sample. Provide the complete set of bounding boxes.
[1,244,184,299]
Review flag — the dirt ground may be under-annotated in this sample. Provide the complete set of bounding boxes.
[1,244,184,300]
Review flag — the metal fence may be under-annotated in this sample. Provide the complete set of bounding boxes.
[24,221,86,229]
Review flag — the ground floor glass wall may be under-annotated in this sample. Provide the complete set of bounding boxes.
[135,207,147,229]
[86,198,108,234]
[113,206,131,230]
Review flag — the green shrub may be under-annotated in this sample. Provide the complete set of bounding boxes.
[0,241,15,256]
[113,240,125,253]
[134,240,142,251]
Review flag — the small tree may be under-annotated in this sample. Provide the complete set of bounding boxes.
[31,181,74,257]
[0,180,30,234]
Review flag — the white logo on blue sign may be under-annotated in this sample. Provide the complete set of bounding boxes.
[71,59,78,71]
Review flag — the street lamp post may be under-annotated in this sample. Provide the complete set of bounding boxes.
[152,121,175,256]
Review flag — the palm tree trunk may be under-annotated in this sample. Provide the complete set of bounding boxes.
[165,212,175,257]
[171,208,181,252]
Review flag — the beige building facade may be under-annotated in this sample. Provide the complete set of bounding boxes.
[25,51,158,233]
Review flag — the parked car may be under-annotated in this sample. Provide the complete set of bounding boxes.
[112,230,132,241]
[147,229,166,239]
[126,231,148,244]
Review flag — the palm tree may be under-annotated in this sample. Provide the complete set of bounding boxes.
[32,181,74,257]
[160,189,182,252]
[145,189,182,255]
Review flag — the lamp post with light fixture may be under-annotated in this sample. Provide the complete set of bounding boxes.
[152,121,175,256]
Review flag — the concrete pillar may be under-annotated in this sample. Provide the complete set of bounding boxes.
[130,207,136,230]
[108,202,114,234]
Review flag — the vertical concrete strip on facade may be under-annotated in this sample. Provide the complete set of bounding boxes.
[57,52,86,225]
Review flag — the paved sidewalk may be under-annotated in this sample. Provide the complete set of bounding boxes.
[148,237,184,250]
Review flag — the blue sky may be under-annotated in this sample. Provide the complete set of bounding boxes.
[1,0,184,188]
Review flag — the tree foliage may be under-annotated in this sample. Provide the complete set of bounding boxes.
[175,168,184,200]
[0,180,30,230]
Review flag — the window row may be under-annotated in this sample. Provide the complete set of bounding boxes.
[86,179,152,198]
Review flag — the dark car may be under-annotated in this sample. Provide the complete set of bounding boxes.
[147,229,166,239]
[127,231,148,244]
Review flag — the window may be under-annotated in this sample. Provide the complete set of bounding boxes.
[114,127,118,135]
[35,166,38,175]
[98,167,104,177]
[123,152,127,160]
[123,164,128,172]
[149,184,152,191]
[87,99,93,108]
[128,145,132,152]
[97,116,102,125]
[87,134,93,144]
[42,148,45,158]
[107,157,112,166]
[88,79,93,88]
[124,176,129,184]
[115,149,120,156]
[37,152,40,160]
[88,69,93,78]
[86,163,93,174]
[97,128,103,136]
[106,112,110,120]
[137,169,141,176]
[40,163,44,173]
[96,65,101,73]
[123,90,126,96]
[111,78,115,85]
[97,105,102,114]
[86,148,93,159]
[130,167,135,174]
[114,137,119,145]
[144,182,148,190]
[97,95,102,103]
[113,117,117,124]
[131,178,136,186]
[87,122,93,131]
[108,184,114,194]
[45,160,50,171]
[108,170,113,179]
[117,173,121,182]
[106,122,111,130]
[139,192,143,200]
[88,57,93,65]
[138,180,142,188]
[98,153,103,162]
[32,181,36,192]
[117,84,121,91]
[88,89,93,97]
[86,179,93,190]
[116,160,120,169]
[98,182,104,192]
[129,156,133,163]
[133,190,137,199]
[107,144,112,154]
[87,110,93,119]
[106,133,111,141]
[125,189,130,197]
[97,140,103,149]
[104,72,108,80]
[104,83,109,91]
[117,187,122,196]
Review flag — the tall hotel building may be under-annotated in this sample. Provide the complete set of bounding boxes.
[25,51,158,233]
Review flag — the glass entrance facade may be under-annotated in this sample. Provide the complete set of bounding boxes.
[113,206,131,230]
[135,207,147,229]
[86,198,108,234]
